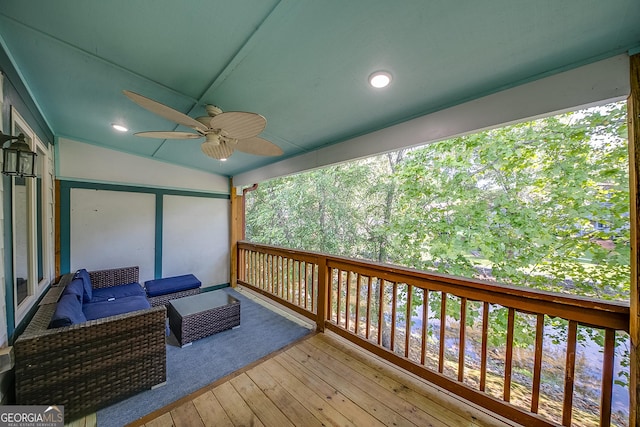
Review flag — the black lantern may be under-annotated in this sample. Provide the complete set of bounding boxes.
[1,133,37,178]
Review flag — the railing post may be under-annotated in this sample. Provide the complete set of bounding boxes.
[316,256,328,332]
[629,52,640,427]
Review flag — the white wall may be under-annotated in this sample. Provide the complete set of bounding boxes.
[58,138,229,193]
[60,139,231,287]
[162,195,229,287]
[70,189,156,282]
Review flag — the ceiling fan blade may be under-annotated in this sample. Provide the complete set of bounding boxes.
[201,140,234,160]
[123,90,207,132]
[234,137,283,156]
[135,131,202,139]
[209,111,266,139]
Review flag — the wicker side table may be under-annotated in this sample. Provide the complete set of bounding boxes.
[168,290,240,347]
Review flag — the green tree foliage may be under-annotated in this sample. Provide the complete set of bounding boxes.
[247,101,629,301]
[390,102,629,300]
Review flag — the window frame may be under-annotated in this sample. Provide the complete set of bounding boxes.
[10,107,51,323]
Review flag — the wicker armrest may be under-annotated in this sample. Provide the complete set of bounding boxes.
[14,289,166,421]
[88,265,139,289]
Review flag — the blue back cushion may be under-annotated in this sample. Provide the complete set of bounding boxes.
[74,268,92,303]
[49,294,87,328]
[82,296,151,321]
[91,282,146,302]
[62,278,84,301]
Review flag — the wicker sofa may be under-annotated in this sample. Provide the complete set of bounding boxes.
[14,266,167,422]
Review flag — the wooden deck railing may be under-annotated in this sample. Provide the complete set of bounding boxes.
[237,241,630,427]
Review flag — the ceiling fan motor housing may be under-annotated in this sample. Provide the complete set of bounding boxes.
[201,139,234,160]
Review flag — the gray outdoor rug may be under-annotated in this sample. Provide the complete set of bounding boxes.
[96,287,312,427]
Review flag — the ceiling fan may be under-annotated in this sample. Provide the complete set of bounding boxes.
[123,90,283,160]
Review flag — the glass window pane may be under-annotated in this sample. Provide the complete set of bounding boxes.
[14,176,29,305]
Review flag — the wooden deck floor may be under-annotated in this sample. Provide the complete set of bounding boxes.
[116,332,518,427]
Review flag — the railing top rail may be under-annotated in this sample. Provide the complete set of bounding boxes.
[239,240,630,331]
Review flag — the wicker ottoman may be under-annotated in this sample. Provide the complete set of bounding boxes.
[167,290,240,347]
[145,274,201,307]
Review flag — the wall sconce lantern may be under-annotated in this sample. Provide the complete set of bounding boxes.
[1,132,37,178]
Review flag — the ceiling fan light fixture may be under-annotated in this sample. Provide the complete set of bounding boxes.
[369,71,392,88]
[111,123,128,132]
[201,140,234,160]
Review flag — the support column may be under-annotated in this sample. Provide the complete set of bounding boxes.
[229,181,243,288]
[628,52,639,427]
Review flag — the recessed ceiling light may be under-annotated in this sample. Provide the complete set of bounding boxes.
[111,123,128,132]
[369,71,392,88]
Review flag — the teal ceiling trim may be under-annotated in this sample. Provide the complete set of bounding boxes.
[58,178,230,199]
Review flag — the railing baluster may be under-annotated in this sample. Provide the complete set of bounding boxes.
[281,257,286,299]
[272,254,276,295]
[286,258,291,302]
[260,253,265,290]
[287,257,291,301]
[346,271,352,331]
[291,258,295,302]
[276,256,281,297]
[377,279,384,346]
[257,252,261,289]
[480,302,489,392]
[355,273,362,335]
[305,262,310,309]
[262,252,266,291]
[297,260,301,306]
[366,275,372,340]
[458,297,467,382]
[439,292,446,373]
[600,328,615,427]
[249,251,254,286]
[239,249,244,282]
[531,313,544,413]
[421,289,428,365]
[328,268,334,323]
[241,249,246,281]
[254,251,259,287]
[562,320,578,426]
[504,308,515,402]
[301,262,307,309]
[304,263,316,312]
[390,282,398,351]
[405,284,413,358]
[337,270,343,327]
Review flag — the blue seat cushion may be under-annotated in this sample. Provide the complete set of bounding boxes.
[74,268,93,303]
[83,295,151,321]
[62,278,84,301]
[91,282,146,302]
[49,294,87,328]
[145,274,201,297]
